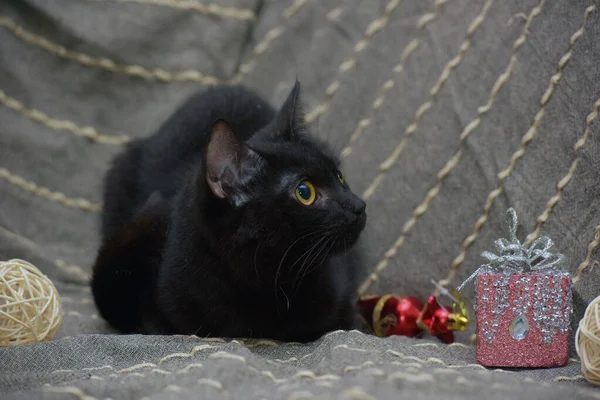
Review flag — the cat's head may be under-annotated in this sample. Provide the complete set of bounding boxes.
[204,81,366,256]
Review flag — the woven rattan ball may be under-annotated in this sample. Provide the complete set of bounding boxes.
[576,294,600,385]
[0,259,63,346]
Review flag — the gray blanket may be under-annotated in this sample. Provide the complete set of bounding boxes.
[1,0,600,398]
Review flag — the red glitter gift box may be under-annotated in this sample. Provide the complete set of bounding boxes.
[475,272,571,367]
[458,208,573,368]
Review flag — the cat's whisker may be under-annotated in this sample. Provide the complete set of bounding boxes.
[287,234,328,289]
[253,243,261,281]
[293,233,336,292]
[193,325,203,336]
[289,233,330,273]
[274,228,325,303]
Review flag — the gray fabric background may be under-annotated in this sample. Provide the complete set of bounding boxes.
[1,0,600,398]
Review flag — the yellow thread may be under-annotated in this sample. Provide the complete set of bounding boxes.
[433,368,460,375]
[66,311,84,317]
[159,344,215,365]
[197,378,225,390]
[327,6,345,21]
[176,363,203,374]
[362,368,385,376]
[339,0,450,159]
[360,0,496,199]
[98,0,255,20]
[208,351,247,362]
[0,167,102,212]
[304,0,403,124]
[53,260,90,282]
[0,225,90,281]
[118,362,156,373]
[164,384,183,392]
[524,96,600,246]
[343,361,375,373]
[553,375,586,382]
[150,368,171,375]
[43,386,98,400]
[387,371,436,383]
[293,371,340,380]
[1,0,309,86]
[362,53,516,292]
[341,387,376,400]
[391,361,423,368]
[334,344,369,352]
[0,17,221,85]
[233,0,312,80]
[441,3,595,288]
[0,89,130,144]
[189,336,227,342]
[574,224,600,283]
[239,338,281,347]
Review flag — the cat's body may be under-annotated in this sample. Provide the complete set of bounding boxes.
[91,82,367,342]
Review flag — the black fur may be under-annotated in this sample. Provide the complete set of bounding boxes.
[91,81,367,342]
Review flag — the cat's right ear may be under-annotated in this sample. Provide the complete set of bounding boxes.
[205,119,261,204]
[272,79,304,141]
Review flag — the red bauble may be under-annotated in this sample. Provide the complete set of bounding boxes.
[418,295,455,344]
[359,295,423,338]
[358,293,469,344]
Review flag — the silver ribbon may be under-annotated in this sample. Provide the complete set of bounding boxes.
[456,208,565,292]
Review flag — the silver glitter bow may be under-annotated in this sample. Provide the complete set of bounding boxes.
[456,208,565,292]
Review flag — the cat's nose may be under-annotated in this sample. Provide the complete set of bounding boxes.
[353,199,366,215]
[344,197,366,216]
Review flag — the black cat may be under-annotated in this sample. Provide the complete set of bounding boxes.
[91,81,367,342]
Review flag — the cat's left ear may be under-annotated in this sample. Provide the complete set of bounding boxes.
[272,79,305,141]
[205,119,263,205]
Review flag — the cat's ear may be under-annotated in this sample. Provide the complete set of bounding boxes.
[205,119,261,203]
[272,79,304,141]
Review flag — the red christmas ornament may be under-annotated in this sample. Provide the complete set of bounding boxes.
[358,295,423,338]
[358,289,469,344]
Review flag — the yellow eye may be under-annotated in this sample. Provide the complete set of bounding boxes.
[295,181,316,205]
[337,171,345,184]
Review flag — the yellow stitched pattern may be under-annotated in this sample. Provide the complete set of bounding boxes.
[42,341,585,395]
[440,4,596,288]
[66,310,98,320]
[356,0,542,294]
[340,0,451,159]
[360,0,495,197]
[386,371,436,383]
[0,0,314,85]
[0,17,221,85]
[553,375,585,382]
[197,378,225,390]
[43,386,98,400]
[304,0,404,124]
[157,346,214,365]
[574,224,600,283]
[0,167,102,212]
[98,0,255,20]
[524,97,600,247]
[0,89,130,144]
[232,0,314,81]
[0,225,90,281]
[341,387,377,400]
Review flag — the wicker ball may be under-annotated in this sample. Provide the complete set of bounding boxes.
[576,294,600,385]
[0,259,63,346]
